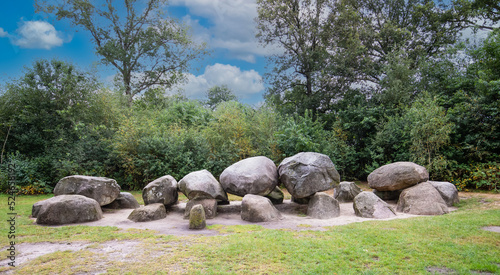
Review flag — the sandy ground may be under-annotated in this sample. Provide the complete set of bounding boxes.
[39,199,424,236]
[3,192,497,271]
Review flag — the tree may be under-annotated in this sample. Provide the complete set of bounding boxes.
[36,0,206,105]
[205,85,237,109]
[450,0,500,30]
[257,0,462,116]
[328,0,462,88]
[405,94,453,175]
[256,0,341,115]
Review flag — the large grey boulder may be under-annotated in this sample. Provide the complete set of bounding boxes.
[35,195,103,225]
[178,170,228,204]
[278,152,341,199]
[397,182,449,215]
[241,194,282,222]
[220,156,278,197]
[334,182,362,202]
[189,205,206,230]
[307,192,340,219]
[127,203,167,222]
[142,175,178,207]
[103,192,140,209]
[428,181,459,207]
[353,192,396,219]
[54,175,120,206]
[368,162,429,191]
[265,186,285,204]
[184,198,217,219]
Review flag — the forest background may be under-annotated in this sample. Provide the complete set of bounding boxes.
[0,0,498,194]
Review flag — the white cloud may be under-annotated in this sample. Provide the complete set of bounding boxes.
[172,63,264,99]
[12,21,67,50]
[172,0,282,63]
[0,27,7,37]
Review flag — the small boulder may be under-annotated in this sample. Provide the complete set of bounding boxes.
[103,192,140,209]
[220,156,278,197]
[178,170,228,204]
[35,195,103,225]
[368,162,429,191]
[372,190,402,201]
[307,192,340,219]
[189,205,206,230]
[353,192,397,219]
[142,175,178,207]
[241,194,282,222]
[265,186,285,204]
[278,152,341,199]
[54,175,120,206]
[184,198,217,219]
[428,181,459,207]
[127,203,167,222]
[397,182,449,215]
[334,182,362,202]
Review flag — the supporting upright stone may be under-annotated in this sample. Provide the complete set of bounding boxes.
[189,204,206,230]
[307,192,340,219]
[334,182,362,202]
[184,198,217,219]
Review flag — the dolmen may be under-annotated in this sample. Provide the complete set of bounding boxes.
[129,175,180,222]
[31,158,460,229]
[365,162,458,216]
[179,169,228,220]
[34,175,125,225]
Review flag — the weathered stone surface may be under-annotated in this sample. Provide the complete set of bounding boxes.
[397,182,449,215]
[372,190,403,201]
[189,205,206,230]
[367,162,429,191]
[353,192,397,219]
[54,175,120,206]
[278,152,341,199]
[35,195,103,225]
[127,203,167,222]
[334,182,362,202]
[178,170,228,204]
[428,181,459,207]
[103,192,140,209]
[307,192,340,219]
[142,175,178,207]
[220,156,278,197]
[265,186,285,204]
[184,198,217,219]
[241,194,282,222]
[32,201,44,218]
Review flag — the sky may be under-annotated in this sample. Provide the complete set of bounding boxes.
[0,0,277,105]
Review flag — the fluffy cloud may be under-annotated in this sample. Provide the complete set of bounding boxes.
[173,63,264,99]
[0,27,7,37]
[12,21,67,50]
[172,0,282,62]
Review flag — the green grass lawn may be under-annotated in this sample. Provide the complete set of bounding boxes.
[0,193,499,274]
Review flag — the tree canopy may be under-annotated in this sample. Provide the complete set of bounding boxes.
[36,0,206,105]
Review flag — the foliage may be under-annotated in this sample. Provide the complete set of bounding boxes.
[447,162,500,191]
[257,0,344,116]
[205,85,237,109]
[36,0,206,105]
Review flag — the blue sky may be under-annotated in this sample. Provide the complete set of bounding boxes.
[0,0,277,105]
